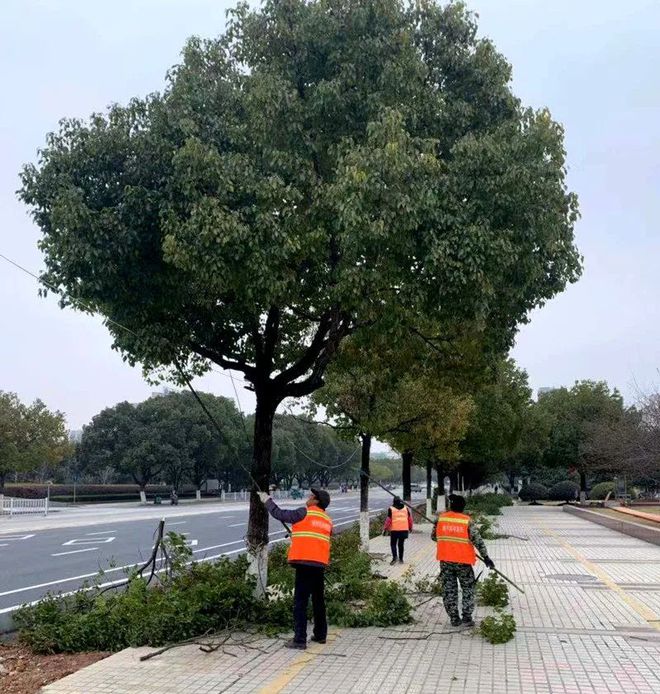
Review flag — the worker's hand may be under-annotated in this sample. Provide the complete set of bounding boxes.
[484,557,495,570]
[257,491,270,504]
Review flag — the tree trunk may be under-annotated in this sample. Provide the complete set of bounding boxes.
[359,433,371,552]
[246,392,277,596]
[425,460,433,518]
[402,450,413,502]
[579,469,587,502]
[0,472,5,495]
[433,461,442,512]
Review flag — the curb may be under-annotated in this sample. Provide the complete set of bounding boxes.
[563,505,660,546]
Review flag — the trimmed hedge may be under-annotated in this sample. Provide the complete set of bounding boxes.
[466,493,513,516]
[518,483,548,502]
[589,481,616,500]
[548,481,579,502]
[3,484,204,501]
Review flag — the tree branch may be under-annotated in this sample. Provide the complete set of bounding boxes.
[272,312,334,388]
[189,341,255,380]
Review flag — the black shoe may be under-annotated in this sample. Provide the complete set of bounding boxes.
[390,558,397,565]
[398,559,404,564]
[450,616,462,627]
[310,635,326,644]
[462,617,475,627]
[284,640,307,650]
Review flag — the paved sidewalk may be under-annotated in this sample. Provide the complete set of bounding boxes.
[42,506,660,693]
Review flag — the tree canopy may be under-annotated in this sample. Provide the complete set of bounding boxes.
[19,0,581,566]
[0,391,70,492]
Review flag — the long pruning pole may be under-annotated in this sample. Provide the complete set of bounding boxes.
[360,470,525,594]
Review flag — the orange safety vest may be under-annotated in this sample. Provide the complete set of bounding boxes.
[390,507,409,532]
[435,511,476,565]
[288,505,333,566]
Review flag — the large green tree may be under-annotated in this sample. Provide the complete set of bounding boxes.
[536,381,626,496]
[79,392,243,499]
[0,392,69,493]
[458,359,532,488]
[19,0,581,582]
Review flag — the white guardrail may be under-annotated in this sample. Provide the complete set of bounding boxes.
[0,494,49,516]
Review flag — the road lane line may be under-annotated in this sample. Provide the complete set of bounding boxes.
[0,510,382,600]
[85,531,116,536]
[51,548,99,557]
[229,522,247,527]
[0,537,290,614]
[166,521,187,526]
[62,536,115,546]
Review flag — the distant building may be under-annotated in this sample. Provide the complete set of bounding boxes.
[68,429,83,443]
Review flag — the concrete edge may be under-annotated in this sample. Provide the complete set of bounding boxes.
[0,608,17,635]
[563,504,660,546]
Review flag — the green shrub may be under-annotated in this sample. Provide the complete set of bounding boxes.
[479,609,516,644]
[466,493,513,516]
[589,481,616,500]
[518,483,548,503]
[16,556,259,653]
[17,521,413,654]
[548,481,579,502]
[328,581,412,627]
[414,573,443,596]
[477,574,509,608]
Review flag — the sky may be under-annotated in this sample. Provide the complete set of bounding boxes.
[1,0,659,437]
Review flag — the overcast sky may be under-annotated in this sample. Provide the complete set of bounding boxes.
[1,0,659,437]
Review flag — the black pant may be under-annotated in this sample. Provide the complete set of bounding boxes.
[293,564,327,644]
[390,531,408,560]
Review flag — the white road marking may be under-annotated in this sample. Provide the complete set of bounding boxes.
[0,537,290,616]
[0,544,8,547]
[186,540,198,547]
[85,530,116,536]
[0,507,387,601]
[0,534,35,541]
[191,539,246,554]
[51,547,99,557]
[62,536,115,546]
[229,522,247,527]
[166,521,187,526]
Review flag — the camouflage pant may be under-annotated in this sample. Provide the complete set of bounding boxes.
[440,561,475,620]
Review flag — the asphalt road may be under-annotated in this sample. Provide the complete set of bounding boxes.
[0,489,419,616]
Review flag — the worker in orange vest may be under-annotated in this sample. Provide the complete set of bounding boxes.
[259,487,332,649]
[382,496,413,565]
[432,494,495,627]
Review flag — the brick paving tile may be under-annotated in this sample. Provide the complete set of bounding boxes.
[41,506,660,693]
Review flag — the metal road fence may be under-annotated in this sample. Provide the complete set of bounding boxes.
[0,494,49,516]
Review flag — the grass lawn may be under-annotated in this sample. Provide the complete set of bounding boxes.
[633,506,660,516]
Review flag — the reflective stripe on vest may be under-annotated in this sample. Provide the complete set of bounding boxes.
[390,507,409,532]
[436,511,476,565]
[288,506,332,565]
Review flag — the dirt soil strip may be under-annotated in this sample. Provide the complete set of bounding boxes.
[0,643,109,694]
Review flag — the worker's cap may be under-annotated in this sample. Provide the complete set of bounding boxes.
[310,487,331,510]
